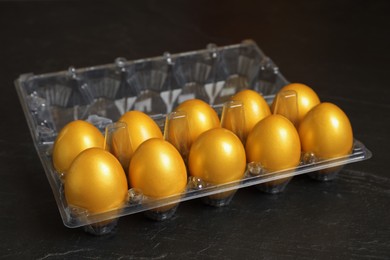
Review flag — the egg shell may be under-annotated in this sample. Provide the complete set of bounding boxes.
[272,83,320,125]
[118,110,163,159]
[246,114,301,171]
[53,120,105,174]
[189,128,246,185]
[129,138,187,198]
[65,147,128,214]
[299,102,353,159]
[170,99,220,147]
[227,89,271,140]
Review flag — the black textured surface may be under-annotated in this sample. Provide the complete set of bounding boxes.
[1,1,389,259]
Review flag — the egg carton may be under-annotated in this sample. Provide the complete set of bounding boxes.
[15,40,372,235]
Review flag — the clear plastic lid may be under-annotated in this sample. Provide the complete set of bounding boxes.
[15,40,372,229]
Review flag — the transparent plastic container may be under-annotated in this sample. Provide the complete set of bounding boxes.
[15,40,372,234]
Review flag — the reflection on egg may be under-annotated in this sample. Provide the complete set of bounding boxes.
[129,138,187,199]
[53,120,104,175]
[299,102,353,159]
[169,99,220,148]
[189,128,246,185]
[246,114,301,171]
[272,83,320,125]
[118,110,163,159]
[65,148,128,214]
[226,89,271,140]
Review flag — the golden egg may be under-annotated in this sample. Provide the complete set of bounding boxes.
[118,110,163,159]
[129,138,187,198]
[272,83,320,125]
[188,128,246,185]
[226,89,271,140]
[246,114,301,171]
[53,120,104,174]
[299,102,353,159]
[170,99,220,147]
[65,147,128,214]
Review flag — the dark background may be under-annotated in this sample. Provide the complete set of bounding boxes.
[1,1,389,259]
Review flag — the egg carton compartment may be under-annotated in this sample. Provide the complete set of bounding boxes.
[15,40,372,234]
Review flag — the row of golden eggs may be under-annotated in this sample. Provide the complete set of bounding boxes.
[52,121,126,215]
[270,83,353,161]
[52,82,354,216]
[227,84,353,164]
[53,97,244,215]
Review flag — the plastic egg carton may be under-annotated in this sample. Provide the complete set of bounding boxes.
[15,40,372,235]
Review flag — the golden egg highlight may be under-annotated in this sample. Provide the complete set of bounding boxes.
[129,138,187,198]
[189,128,246,185]
[53,120,104,174]
[170,99,220,147]
[246,114,301,171]
[299,102,353,159]
[272,83,320,125]
[118,110,163,159]
[65,148,128,214]
[226,89,271,140]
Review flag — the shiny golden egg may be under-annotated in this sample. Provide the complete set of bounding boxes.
[170,99,220,147]
[118,110,163,159]
[299,102,353,159]
[226,89,271,140]
[65,147,128,214]
[188,128,246,185]
[272,83,320,125]
[53,120,104,174]
[129,138,187,198]
[246,114,301,171]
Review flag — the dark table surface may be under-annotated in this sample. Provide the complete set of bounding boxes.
[1,0,389,259]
